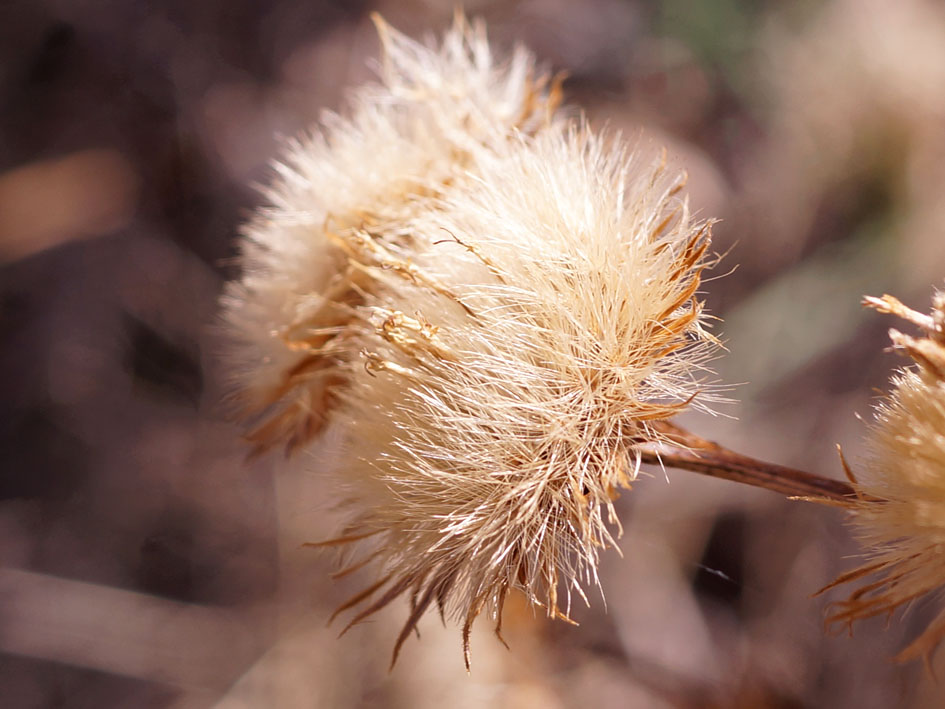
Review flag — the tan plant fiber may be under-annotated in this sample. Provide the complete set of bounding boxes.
[824,289,945,666]
[222,15,720,669]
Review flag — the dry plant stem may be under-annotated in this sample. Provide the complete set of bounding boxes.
[641,421,858,505]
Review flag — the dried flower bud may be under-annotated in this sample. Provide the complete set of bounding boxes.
[824,289,945,664]
[221,15,720,668]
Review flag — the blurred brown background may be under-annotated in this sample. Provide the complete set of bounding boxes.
[3,0,945,706]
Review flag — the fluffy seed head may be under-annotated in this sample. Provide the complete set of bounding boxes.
[825,289,945,664]
[221,15,720,668]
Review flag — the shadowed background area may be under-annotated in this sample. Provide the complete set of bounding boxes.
[3,0,945,706]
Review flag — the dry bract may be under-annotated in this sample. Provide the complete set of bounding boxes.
[222,14,720,668]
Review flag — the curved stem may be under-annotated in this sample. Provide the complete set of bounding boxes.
[639,421,859,506]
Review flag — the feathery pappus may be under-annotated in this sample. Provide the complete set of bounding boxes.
[221,13,721,669]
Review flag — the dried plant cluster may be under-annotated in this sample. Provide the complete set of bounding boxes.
[825,290,945,664]
[222,14,720,667]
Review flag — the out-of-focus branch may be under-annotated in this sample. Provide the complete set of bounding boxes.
[0,567,258,691]
[0,150,138,263]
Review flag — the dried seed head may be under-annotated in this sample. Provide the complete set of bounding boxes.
[824,289,945,665]
[221,15,721,669]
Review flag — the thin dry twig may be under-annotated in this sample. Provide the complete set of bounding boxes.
[639,421,861,505]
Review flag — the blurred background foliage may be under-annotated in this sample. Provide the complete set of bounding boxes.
[2,0,945,706]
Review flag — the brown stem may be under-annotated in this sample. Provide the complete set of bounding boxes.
[639,421,859,506]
